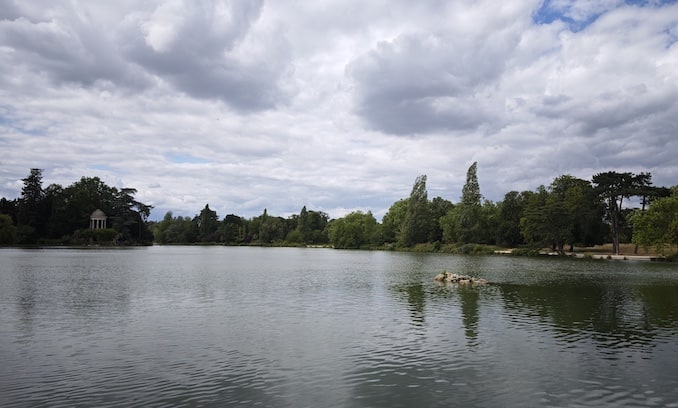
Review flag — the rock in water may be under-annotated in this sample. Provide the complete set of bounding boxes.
[434,273,447,282]
[434,272,488,285]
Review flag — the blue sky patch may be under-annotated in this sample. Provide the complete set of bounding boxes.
[533,0,678,32]
[90,164,115,172]
[165,152,211,164]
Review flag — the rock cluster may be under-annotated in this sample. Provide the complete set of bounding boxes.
[434,271,487,285]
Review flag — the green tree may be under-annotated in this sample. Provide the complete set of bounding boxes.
[17,168,47,241]
[291,206,329,244]
[298,206,310,242]
[521,175,605,254]
[222,214,246,244]
[153,211,174,243]
[306,210,329,244]
[632,174,671,253]
[285,228,304,244]
[0,197,17,222]
[254,209,286,244]
[328,211,379,249]
[43,183,67,239]
[440,205,459,243]
[496,191,528,247]
[110,188,153,242]
[456,162,483,243]
[0,213,17,244]
[175,216,197,243]
[593,171,649,254]
[429,196,453,243]
[521,184,577,254]
[171,216,198,243]
[196,204,219,242]
[632,187,678,254]
[398,175,430,247]
[552,175,604,250]
[382,199,408,243]
[478,199,499,244]
[520,186,554,250]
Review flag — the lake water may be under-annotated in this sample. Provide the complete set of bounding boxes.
[1,246,677,407]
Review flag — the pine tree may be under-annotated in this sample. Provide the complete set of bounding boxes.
[17,168,46,240]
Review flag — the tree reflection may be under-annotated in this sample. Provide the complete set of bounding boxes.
[498,281,678,349]
[17,269,37,338]
[637,286,678,328]
[459,286,479,346]
[392,280,482,347]
[393,283,426,327]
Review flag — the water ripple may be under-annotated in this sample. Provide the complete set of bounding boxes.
[2,248,678,407]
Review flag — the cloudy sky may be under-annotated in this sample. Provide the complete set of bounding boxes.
[1,0,677,221]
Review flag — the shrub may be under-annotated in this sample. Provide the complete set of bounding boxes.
[510,248,541,257]
[456,244,475,254]
[455,244,495,255]
[95,228,118,244]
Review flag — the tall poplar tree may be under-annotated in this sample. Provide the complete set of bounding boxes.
[398,175,430,247]
[456,162,482,243]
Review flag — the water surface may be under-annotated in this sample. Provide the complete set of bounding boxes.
[1,247,677,407]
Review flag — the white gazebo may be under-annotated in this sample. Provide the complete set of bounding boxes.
[90,209,107,230]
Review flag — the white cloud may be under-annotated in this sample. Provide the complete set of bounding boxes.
[1,0,677,221]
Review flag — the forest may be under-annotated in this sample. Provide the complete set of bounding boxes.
[1,166,677,257]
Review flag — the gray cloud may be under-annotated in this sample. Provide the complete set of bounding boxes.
[0,0,291,110]
[1,0,677,221]
[0,0,21,21]
[348,30,514,135]
[0,2,149,91]
[120,0,291,111]
[347,2,531,136]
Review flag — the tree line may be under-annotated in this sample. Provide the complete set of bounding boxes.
[327,163,677,255]
[152,205,330,246]
[1,166,676,255]
[0,169,153,245]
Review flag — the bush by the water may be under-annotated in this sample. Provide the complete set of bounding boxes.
[454,244,496,255]
[510,248,541,257]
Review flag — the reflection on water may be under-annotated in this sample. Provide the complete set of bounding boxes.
[498,281,678,351]
[459,287,480,346]
[1,247,677,407]
[393,283,426,327]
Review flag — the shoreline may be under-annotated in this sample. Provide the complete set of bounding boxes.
[494,248,668,262]
[2,243,674,262]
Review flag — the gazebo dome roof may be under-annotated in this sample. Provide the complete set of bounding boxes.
[91,209,107,219]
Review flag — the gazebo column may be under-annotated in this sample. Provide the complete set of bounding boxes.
[90,210,108,230]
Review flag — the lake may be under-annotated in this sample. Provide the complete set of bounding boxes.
[1,246,677,407]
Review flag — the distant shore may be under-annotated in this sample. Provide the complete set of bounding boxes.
[3,242,675,262]
[494,249,668,262]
